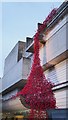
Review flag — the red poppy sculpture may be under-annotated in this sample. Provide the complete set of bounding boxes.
[16,9,57,119]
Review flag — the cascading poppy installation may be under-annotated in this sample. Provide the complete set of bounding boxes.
[15,8,57,120]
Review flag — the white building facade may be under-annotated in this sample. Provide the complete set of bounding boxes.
[26,2,68,109]
[1,1,68,119]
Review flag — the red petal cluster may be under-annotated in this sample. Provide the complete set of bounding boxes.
[16,8,57,119]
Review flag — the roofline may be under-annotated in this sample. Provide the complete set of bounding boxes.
[45,1,68,32]
[25,2,68,52]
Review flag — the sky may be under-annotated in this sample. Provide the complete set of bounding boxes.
[0,1,64,78]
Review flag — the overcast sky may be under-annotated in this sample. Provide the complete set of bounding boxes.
[0,1,64,77]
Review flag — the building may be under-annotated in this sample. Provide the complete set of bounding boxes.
[0,77,2,119]
[1,41,31,119]
[1,1,68,119]
[26,1,68,109]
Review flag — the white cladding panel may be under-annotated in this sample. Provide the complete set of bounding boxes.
[39,16,67,65]
[46,23,66,62]
[45,15,67,41]
[54,88,68,108]
[39,45,46,65]
[22,57,31,78]
[4,43,18,75]
[66,89,68,108]
[2,58,23,91]
[44,59,68,108]
[2,57,31,92]
[44,59,67,85]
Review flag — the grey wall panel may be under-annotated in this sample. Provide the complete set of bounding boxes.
[2,58,23,91]
[54,88,67,108]
[39,15,67,65]
[4,43,18,75]
[44,59,67,84]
